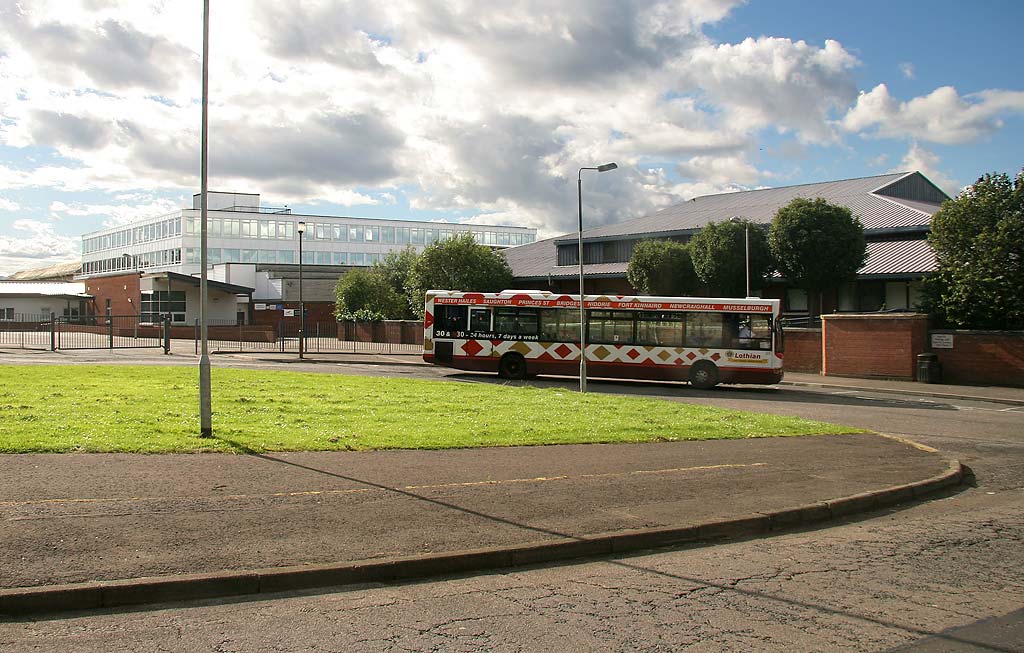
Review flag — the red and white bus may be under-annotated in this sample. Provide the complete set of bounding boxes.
[422,290,784,388]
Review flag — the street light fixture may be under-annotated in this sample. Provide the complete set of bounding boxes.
[730,216,751,298]
[577,162,618,394]
[297,221,305,360]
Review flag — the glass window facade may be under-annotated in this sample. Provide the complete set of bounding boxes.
[140,291,185,323]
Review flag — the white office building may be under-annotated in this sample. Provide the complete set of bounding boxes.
[80,192,537,277]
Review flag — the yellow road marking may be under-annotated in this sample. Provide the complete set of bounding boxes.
[875,432,939,453]
[404,463,767,490]
[0,462,767,510]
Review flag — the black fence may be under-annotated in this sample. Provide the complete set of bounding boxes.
[0,314,169,352]
[0,313,52,350]
[205,320,422,355]
[0,314,422,356]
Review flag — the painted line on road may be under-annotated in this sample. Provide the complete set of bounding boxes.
[405,463,768,490]
[0,463,768,514]
[876,433,939,453]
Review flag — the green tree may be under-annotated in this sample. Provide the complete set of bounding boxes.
[625,239,698,296]
[689,219,772,297]
[768,198,867,312]
[407,233,514,316]
[923,170,1024,329]
[374,247,419,319]
[334,268,406,321]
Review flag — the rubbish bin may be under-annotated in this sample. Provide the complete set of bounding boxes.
[916,353,942,384]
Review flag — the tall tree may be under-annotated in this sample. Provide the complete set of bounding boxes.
[768,198,867,312]
[625,239,697,296]
[334,268,407,321]
[407,233,514,316]
[689,219,772,297]
[374,247,419,319]
[923,170,1024,329]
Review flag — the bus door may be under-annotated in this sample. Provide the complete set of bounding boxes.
[467,307,493,357]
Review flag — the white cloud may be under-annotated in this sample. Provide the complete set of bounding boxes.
[891,144,959,196]
[0,219,80,276]
[898,62,915,79]
[843,84,1024,145]
[0,0,1019,248]
[0,197,20,211]
[683,37,860,143]
[676,154,759,185]
[49,198,181,227]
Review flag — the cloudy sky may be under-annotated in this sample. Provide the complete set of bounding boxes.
[1,0,1022,276]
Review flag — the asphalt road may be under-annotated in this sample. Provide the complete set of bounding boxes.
[1,352,1021,651]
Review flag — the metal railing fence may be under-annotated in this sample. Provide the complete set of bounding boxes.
[0,313,52,350]
[2,314,421,356]
[206,320,422,355]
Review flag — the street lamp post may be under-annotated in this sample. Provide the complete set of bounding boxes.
[577,162,618,393]
[297,221,305,360]
[198,0,212,437]
[730,216,751,297]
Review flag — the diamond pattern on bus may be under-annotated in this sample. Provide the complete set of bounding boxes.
[592,345,611,360]
[626,348,641,360]
[510,341,532,355]
[461,340,483,356]
[657,350,672,362]
[554,344,573,358]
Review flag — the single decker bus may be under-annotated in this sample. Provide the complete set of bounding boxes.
[423,290,784,388]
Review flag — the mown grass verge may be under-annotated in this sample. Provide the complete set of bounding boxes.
[0,365,861,453]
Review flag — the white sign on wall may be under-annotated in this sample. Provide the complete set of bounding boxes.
[931,333,954,349]
[283,309,295,317]
[254,303,267,311]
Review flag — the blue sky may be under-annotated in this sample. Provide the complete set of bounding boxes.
[0,0,1021,276]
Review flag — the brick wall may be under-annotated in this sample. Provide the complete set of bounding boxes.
[782,328,822,373]
[337,320,423,345]
[930,331,1024,387]
[82,273,140,316]
[252,302,336,328]
[822,313,929,380]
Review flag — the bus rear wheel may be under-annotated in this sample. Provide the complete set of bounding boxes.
[689,361,719,389]
[498,353,528,380]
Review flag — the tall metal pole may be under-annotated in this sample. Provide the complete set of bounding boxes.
[744,223,751,298]
[577,173,587,393]
[575,162,617,394]
[198,0,212,437]
[298,223,305,360]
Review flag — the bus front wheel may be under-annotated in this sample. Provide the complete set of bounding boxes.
[498,353,528,380]
[689,361,719,389]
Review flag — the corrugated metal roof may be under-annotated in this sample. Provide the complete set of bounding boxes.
[507,235,938,281]
[502,236,562,279]
[563,172,944,243]
[7,261,82,280]
[859,239,936,275]
[0,281,89,296]
[509,173,948,282]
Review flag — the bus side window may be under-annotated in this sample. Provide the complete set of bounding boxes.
[495,308,539,336]
[732,314,773,350]
[685,313,723,348]
[469,308,491,332]
[436,305,466,332]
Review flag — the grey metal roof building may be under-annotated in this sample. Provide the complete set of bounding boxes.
[504,171,950,314]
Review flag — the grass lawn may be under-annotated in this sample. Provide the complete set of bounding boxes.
[0,365,860,453]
